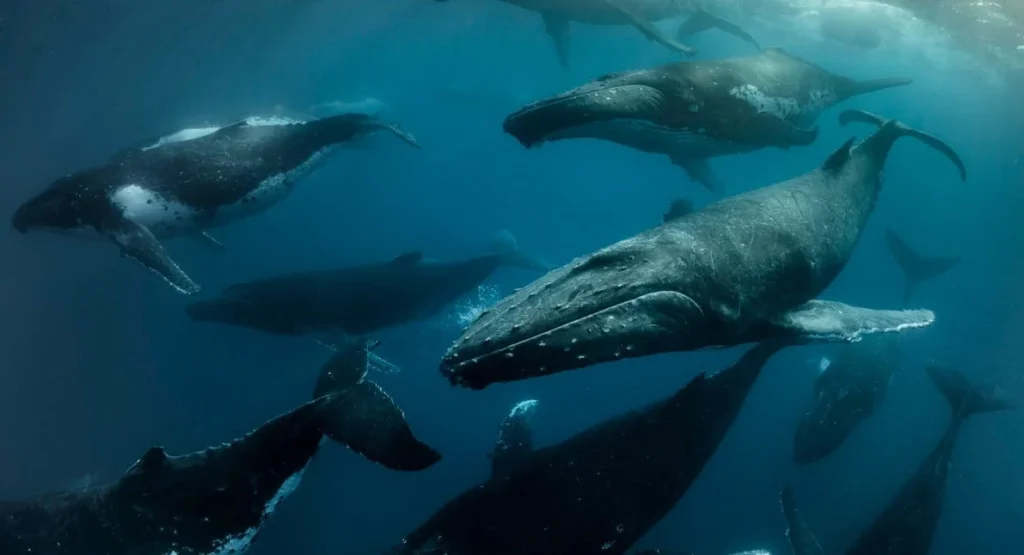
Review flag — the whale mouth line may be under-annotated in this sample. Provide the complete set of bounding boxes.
[445,289,699,374]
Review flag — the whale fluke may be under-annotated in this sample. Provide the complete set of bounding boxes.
[675,8,761,50]
[926,362,1015,423]
[315,338,442,471]
[780,486,825,555]
[599,0,696,57]
[839,110,967,181]
[884,228,959,305]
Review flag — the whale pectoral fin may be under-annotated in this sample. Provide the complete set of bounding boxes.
[541,13,571,67]
[770,300,935,341]
[314,332,403,376]
[677,8,761,50]
[102,217,201,295]
[490,399,539,478]
[190,231,226,251]
[671,157,720,191]
[599,0,696,56]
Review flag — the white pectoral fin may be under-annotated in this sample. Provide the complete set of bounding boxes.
[102,217,200,294]
[771,300,935,341]
[191,231,227,251]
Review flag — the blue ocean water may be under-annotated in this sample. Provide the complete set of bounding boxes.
[1,1,1022,554]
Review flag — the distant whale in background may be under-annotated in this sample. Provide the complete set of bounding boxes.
[785,362,1014,555]
[389,341,786,555]
[186,231,549,338]
[0,339,440,555]
[11,113,420,295]
[442,111,964,390]
[433,0,759,67]
[793,336,900,465]
[885,227,959,304]
[503,48,911,190]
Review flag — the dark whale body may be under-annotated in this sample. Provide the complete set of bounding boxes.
[186,235,548,337]
[390,341,785,555]
[11,113,419,295]
[434,0,759,67]
[0,340,439,555]
[784,363,1014,555]
[443,111,965,390]
[793,337,899,465]
[504,48,911,190]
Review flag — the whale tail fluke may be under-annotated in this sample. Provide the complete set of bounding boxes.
[839,110,967,181]
[926,362,1015,425]
[676,8,761,50]
[838,77,911,100]
[489,230,552,272]
[313,337,442,471]
[885,228,959,305]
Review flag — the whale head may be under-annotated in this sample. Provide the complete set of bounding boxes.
[502,68,685,147]
[440,229,710,389]
[12,176,87,233]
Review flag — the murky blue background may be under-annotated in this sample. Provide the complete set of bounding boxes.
[1,1,1022,554]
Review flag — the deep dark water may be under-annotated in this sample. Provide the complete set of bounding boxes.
[2,1,1024,554]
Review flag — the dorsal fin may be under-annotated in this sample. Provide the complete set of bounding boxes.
[390,252,423,266]
[823,138,856,173]
[140,446,168,472]
[490,399,538,478]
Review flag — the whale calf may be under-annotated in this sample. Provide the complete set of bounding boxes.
[390,341,786,555]
[793,336,899,465]
[503,48,910,190]
[186,231,549,338]
[434,0,759,67]
[885,227,959,304]
[12,113,420,295]
[785,362,1013,555]
[442,111,965,389]
[0,339,439,555]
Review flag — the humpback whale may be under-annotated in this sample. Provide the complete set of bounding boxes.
[11,113,420,295]
[389,341,786,555]
[793,336,899,465]
[443,111,965,390]
[186,231,549,337]
[0,339,440,555]
[434,0,759,67]
[503,48,911,190]
[885,227,959,304]
[784,362,1014,555]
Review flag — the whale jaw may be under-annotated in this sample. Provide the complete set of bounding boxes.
[503,78,666,148]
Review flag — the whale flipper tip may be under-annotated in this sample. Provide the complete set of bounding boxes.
[770,300,934,342]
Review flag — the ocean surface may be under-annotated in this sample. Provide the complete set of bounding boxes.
[1,1,1022,554]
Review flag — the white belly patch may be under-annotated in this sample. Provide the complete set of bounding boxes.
[207,147,332,226]
[727,85,836,122]
[111,184,199,233]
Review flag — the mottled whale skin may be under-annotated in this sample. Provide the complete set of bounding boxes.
[793,336,899,465]
[785,363,1014,555]
[11,113,420,295]
[435,0,760,67]
[503,47,911,190]
[390,341,785,555]
[0,340,440,555]
[185,233,548,337]
[443,111,965,390]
